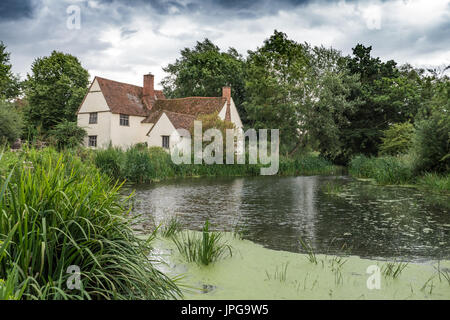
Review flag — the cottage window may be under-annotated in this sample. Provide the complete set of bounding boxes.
[88,135,97,147]
[162,136,170,149]
[89,112,98,124]
[120,114,129,126]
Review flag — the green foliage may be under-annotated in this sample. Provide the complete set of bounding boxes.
[244,30,310,154]
[94,146,125,179]
[0,42,20,99]
[0,100,23,144]
[417,173,450,193]
[411,109,450,173]
[172,220,232,266]
[160,216,182,238]
[92,144,338,184]
[24,51,89,131]
[333,44,420,163]
[349,155,414,184]
[379,122,414,156]
[47,120,87,150]
[0,148,180,299]
[305,46,362,162]
[161,39,247,121]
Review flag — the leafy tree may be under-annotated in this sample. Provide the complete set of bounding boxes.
[411,80,450,173]
[0,41,20,99]
[324,44,422,163]
[0,100,23,144]
[379,122,414,156]
[161,39,247,121]
[244,30,310,154]
[305,46,362,161]
[25,51,89,131]
[47,120,87,150]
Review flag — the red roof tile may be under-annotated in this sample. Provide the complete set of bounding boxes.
[94,77,165,117]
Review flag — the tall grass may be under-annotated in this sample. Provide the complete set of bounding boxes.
[0,148,180,299]
[349,155,414,185]
[93,145,340,184]
[172,220,232,266]
[417,173,450,193]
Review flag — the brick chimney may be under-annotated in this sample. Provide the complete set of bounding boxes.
[143,73,155,97]
[222,86,231,121]
[222,86,231,103]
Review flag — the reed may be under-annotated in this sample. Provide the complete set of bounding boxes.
[0,148,181,299]
[160,216,182,238]
[381,260,409,278]
[172,220,233,266]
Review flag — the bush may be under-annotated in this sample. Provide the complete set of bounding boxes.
[0,100,23,144]
[47,120,87,150]
[411,110,450,173]
[0,148,180,299]
[379,122,414,156]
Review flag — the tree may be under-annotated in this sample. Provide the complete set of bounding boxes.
[379,122,414,156]
[47,120,87,150]
[161,39,247,121]
[411,79,450,173]
[0,100,23,144]
[244,30,311,154]
[0,41,20,99]
[25,51,89,131]
[305,46,362,161]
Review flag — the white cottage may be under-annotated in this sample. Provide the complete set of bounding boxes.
[76,74,243,150]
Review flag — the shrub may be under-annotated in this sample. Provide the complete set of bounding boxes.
[379,122,414,156]
[0,100,23,144]
[0,148,180,299]
[411,110,450,173]
[47,120,87,150]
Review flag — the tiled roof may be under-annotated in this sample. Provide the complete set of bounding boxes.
[165,111,196,130]
[142,97,227,123]
[95,77,165,117]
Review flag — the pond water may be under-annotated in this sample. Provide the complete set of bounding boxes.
[132,176,450,262]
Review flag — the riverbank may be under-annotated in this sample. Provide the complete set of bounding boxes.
[91,145,342,184]
[150,232,450,300]
[348,155,450,194]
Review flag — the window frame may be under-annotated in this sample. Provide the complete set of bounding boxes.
[89,112,98,124]
[88,135,97,148]
[162,135,170,149]
[120,114,130,126]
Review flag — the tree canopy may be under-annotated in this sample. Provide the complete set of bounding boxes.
[24,51,89,132]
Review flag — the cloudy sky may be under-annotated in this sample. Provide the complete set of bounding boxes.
[0,0,449,89]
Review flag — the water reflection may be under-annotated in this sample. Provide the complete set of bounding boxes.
[132,176,450,262]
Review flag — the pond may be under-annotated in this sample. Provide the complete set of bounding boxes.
[132,175,450,262]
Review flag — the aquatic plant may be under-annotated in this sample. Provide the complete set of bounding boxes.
[0,148,181,299]
[299,237,317,264]
[265,262,289,283]
[173,220,233,266]
[160,216,183,238]
[381,260,409,278]
[321,181,344,196]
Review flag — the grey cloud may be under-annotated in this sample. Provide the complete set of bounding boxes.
[0,0,38,21]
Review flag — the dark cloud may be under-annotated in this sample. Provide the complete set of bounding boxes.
[0,0,37,20]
